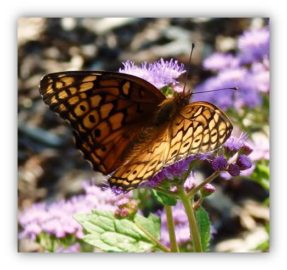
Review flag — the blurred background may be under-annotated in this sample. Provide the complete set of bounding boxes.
[18,17,269,252]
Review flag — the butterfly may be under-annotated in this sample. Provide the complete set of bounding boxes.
[40,71,233,191]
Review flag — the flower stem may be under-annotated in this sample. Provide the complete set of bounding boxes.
[187,171,220,199]
[164,205,180,252]
[135,220,170,252]
[179,186,202,252]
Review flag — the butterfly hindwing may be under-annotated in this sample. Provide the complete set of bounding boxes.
[167,101,233,160]
[109,102,232,190]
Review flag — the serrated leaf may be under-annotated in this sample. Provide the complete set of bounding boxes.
[152,190,177,206]
[195,207,211,252]
[134,213,161,240]
[74,210,161,252]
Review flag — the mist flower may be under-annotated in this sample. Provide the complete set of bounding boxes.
[227,164,241,176]
[236,154,253,170]
[238,27,269,63]
[194,26,269,110]
[119,59,185,89]
[203,53,239,71]
[211,156,228,171]
[19,182,131,241]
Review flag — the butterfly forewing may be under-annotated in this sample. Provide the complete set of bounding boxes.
[40,71,165,174]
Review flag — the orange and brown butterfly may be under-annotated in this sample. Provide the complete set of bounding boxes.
[39,64,233,191]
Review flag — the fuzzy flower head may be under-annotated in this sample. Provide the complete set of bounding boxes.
[119,59,185,89]
[203,53,239,71]
[19,182,131,241]
[238,27,269,64]
[193,67,262,110]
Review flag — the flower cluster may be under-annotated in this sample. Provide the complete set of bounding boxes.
[119,59,186,89]
[19,182,131,241]
[193,26,269,110]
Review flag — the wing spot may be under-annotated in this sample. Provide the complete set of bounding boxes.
[122,82,130,95]
[203,134,210,144]
[193,107,203,117]
[69,87,77,95]
[131,180,140,185]
[58,90,68,99]
[109,113,124,130]
[68,96,80,105]
[171,150,178,157]
[209,120,216,130]
[100,103,113,119]
[90,95,102,107]
[80,82,94,92]
[183,141,190,148]
[89,114,96,123]
[56,81,64,89]
[61,76,74,86]
[82,75,97,82]
[203,109,212,119]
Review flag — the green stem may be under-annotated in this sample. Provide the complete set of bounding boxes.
[135,220,170,252]
[164,205,180,252]
[187,171,220,198]
[179,186,202,252]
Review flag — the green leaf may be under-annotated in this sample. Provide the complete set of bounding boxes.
[250,161,270,190]
[134,213,161,240]
[74,210,161,252]
[152,190,177,206]
[195,207,211,252]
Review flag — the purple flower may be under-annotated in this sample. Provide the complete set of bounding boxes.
[194,26,269,110]
[119,59,185,89]
[201,183,216,196]
[240,143,253,156]
[193,67,262,110]
[183,172,199,191]
[56,243,81,253]
[238,27,269,64]
[224,133,248,153]
[142,156,196,188]
[211,156,228,171]
[248,132,269,161]
[19,182,131,241]
[203,53,239,71]
[250,60,270,93]
[227,164,241,176]
[236,154,253,170]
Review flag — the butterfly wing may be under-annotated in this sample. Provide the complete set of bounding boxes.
[40,71,165,174]
[165,101,233,164]
[110,101,232,190]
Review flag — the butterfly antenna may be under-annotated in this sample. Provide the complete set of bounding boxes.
[192,86,239,95]
[182,43,195,95]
